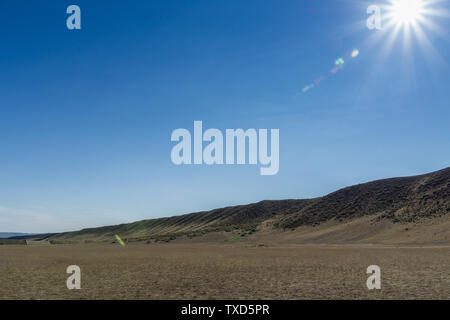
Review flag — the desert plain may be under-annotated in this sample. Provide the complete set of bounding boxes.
[1,242,448,300]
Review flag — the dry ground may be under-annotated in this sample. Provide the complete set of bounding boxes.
[0,243,448,300]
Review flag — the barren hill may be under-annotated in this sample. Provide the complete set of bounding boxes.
[48,167,449,245]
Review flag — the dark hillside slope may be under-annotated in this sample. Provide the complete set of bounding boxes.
[52,199,313,242]
[277,167,449,229]
[48,167,449,243]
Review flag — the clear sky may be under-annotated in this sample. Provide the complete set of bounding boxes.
[1,0,449,233]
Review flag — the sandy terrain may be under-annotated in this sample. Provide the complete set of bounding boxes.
[0,243,448,300]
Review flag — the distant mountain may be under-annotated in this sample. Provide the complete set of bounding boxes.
[48,167,449,245]
[0,232,31,239]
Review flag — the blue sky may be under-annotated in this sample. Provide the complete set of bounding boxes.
[1,0,449,232]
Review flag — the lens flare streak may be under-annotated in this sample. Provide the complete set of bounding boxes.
[302,49,359,93]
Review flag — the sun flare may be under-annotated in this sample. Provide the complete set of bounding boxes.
[391,0,425,25]
[367,0,448,59]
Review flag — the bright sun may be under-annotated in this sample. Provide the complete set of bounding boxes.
[391,0,425,25]
[363,0,446,71]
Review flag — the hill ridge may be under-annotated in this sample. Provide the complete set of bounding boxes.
[47,167,449,244]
